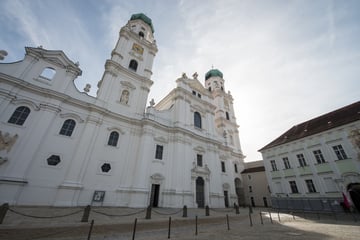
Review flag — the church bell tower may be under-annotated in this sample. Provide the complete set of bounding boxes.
[97,13,158,117]
[205,69,242,152]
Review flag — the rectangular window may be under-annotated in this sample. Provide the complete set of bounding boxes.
[313,150,325,164]
[270,160,278,171]
[234,164,238,173]
[192,90,196,95]
[305,179,316,193]
[155,145,163,160]
[289,181,299,193]
[297,153,307,167]
[197,154,203,167]
[249,186,253,193]
[248,174,251,180]
[283,157,291,169]
[221,161,226,172]
[332,145,348,160]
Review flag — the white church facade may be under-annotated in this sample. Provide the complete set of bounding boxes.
[0,13,245,208]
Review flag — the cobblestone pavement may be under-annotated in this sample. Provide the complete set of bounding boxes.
[0,206,359,239]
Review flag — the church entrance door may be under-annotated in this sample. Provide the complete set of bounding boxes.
[150,184,160,207]
[196,177,205,208]
[348,183,360,212]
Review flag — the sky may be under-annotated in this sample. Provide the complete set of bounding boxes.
[1,0,359,162]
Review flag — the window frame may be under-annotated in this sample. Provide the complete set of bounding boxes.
[282,157,291,169]
[270,160,278,171]
[59,119,76,137]
[197,154,203,167]
[296,153,307,167]
[107,131,119,147]
[332,145,348,160]
[226,112,230,120]
[8,106,31,126]
[194,112,202,129]
[305,179,317,193]
[221,161,226,173]
[155,144,164,160]
[313,149,326,164]
[289,181,299,193]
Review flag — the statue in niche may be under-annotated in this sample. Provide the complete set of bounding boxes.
[0,131,18,153]
[120,90,129,104]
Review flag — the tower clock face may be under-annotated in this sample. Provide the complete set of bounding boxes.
[132,43,144,55]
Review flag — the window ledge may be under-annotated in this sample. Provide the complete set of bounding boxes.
[334,158,351,162]
[34,77,52,85]
[152,159,165,165]
[314,162,327,165]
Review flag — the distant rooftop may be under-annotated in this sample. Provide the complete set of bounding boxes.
[259,101,360,151]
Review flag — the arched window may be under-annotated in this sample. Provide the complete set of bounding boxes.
[108,131,119,146]
[8,106,31,125]
[194,112,202,129]
[139,31,144,38]
[59,119,76,136]
[40,67,56,79]
[129,59,138,71]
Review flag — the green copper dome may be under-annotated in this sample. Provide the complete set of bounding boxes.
[205,69,223,80]
[130,13,154,33]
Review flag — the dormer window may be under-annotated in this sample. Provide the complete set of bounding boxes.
[139,31,144,38]
[129,59,138,71]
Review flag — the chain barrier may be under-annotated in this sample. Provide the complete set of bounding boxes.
[8,208,83,219]
[91,208,146,217]
[152,208,183,216]
[209,208,234,213]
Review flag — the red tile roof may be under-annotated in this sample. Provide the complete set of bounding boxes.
[259,101,360,151]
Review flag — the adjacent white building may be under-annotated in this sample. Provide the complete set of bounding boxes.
[259,101,360,212]
[0,13,245,208]
[241,160,271,207]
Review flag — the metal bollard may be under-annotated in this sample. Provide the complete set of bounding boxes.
[0,203,9,224]
[277,211,281,222]
[205,205,210,216]
[226,214,230,230]
[87,219,94,240]
[183,205,187,218]
[81,205,91,222]
[249,213,253,227]
[132,218,137,240]
[195,216,198,235]
[168,217,171,239]
[269,211,273,224]
[235,204,240,214]
[249,205,253,214]
[145,206,152,219]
